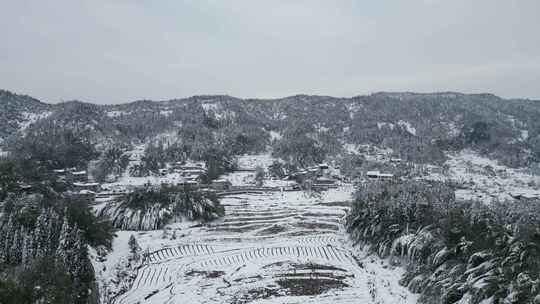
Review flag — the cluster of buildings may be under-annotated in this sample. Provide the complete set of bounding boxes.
[52,168,102,202]
[287,163,341,189]
[366,170,395,179]
[49,159,236,205]
[168,162,207,184]
[158,161,232,190]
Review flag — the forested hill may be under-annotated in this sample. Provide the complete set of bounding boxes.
[2,89,540,168]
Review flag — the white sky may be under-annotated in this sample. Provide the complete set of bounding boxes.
[1,0,539,104]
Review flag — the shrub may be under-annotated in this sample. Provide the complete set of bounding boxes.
[101,185,224,230]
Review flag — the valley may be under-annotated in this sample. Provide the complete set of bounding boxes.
[101,157,415,304]
[96,155,415,304]
[2,90,540,303]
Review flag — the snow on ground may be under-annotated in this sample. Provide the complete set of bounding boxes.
[343,143,359,154]
[236,154,276,170]
[90,217,200,303]
[445,121,460,137]
[101,144,170,189]
[425,150,540,203]
[397,120,416,136]
[377,122,395,130]
[102,154,417,304]
[222,171,256,187]
[521,130,529,141]
[202,103,219,112]
[269,131,282,141]
[18,111,52,130]
[159,110,172,117]
[200,103,235,120]
[107,110,126,118]
[362,146,394,162]
[106,173,187,188]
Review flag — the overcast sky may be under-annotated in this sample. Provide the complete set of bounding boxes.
[1,0,540,104]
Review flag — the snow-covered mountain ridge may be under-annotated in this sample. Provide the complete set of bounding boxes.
[2,89,540,169]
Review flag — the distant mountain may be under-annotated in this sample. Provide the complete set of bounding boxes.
[0,90,52,143]
[1,89,539,167]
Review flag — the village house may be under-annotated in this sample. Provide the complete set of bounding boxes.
[73,189,96,203]
[210,179,232,191]
[18,183,33,193]
[366,170,394,179]
[318,163,329,170]
[68,170,88,183]
[52,169,67,180]
[181,168,207,177]
[174,180,200,188]
[73,182,101,192]
[314,177,337,185]
[173,161,206,170]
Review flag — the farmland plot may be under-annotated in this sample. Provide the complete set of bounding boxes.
[112,171,416,304]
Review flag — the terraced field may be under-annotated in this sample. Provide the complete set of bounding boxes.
[114,178,415,304]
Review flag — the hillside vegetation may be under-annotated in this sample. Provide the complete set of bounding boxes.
[346,180,540,303]
[2,90,540,169]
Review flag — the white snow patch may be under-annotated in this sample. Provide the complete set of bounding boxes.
[106,110,126,118]
[445,121,460,137]
[344,144,359,154]
[397,120,416,135]
[159,110,172,117]
[201,103,219,112]
[377,122,395,130]
[237,154,276,170]
[269,131,282,141]
[425,149,540,204]
[521,130,529,141]
[18,111,52,130]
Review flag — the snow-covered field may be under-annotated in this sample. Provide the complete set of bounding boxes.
[98,155,417,304]
[426,150,540,203]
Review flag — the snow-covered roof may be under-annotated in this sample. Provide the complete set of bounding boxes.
[316,177,334,181]
[73,182,100,187]
[181,180,198,184]
[213,179,230,183]
[509,190,540,199]
[366,171,394,178]
[79,190,96,195]
[182,169,206,173]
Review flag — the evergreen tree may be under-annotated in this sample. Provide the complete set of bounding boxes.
[128,234,140,255]
[255,166,265,187]
[128,234,141,263]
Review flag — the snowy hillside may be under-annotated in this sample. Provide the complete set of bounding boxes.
[2,89,540,170]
